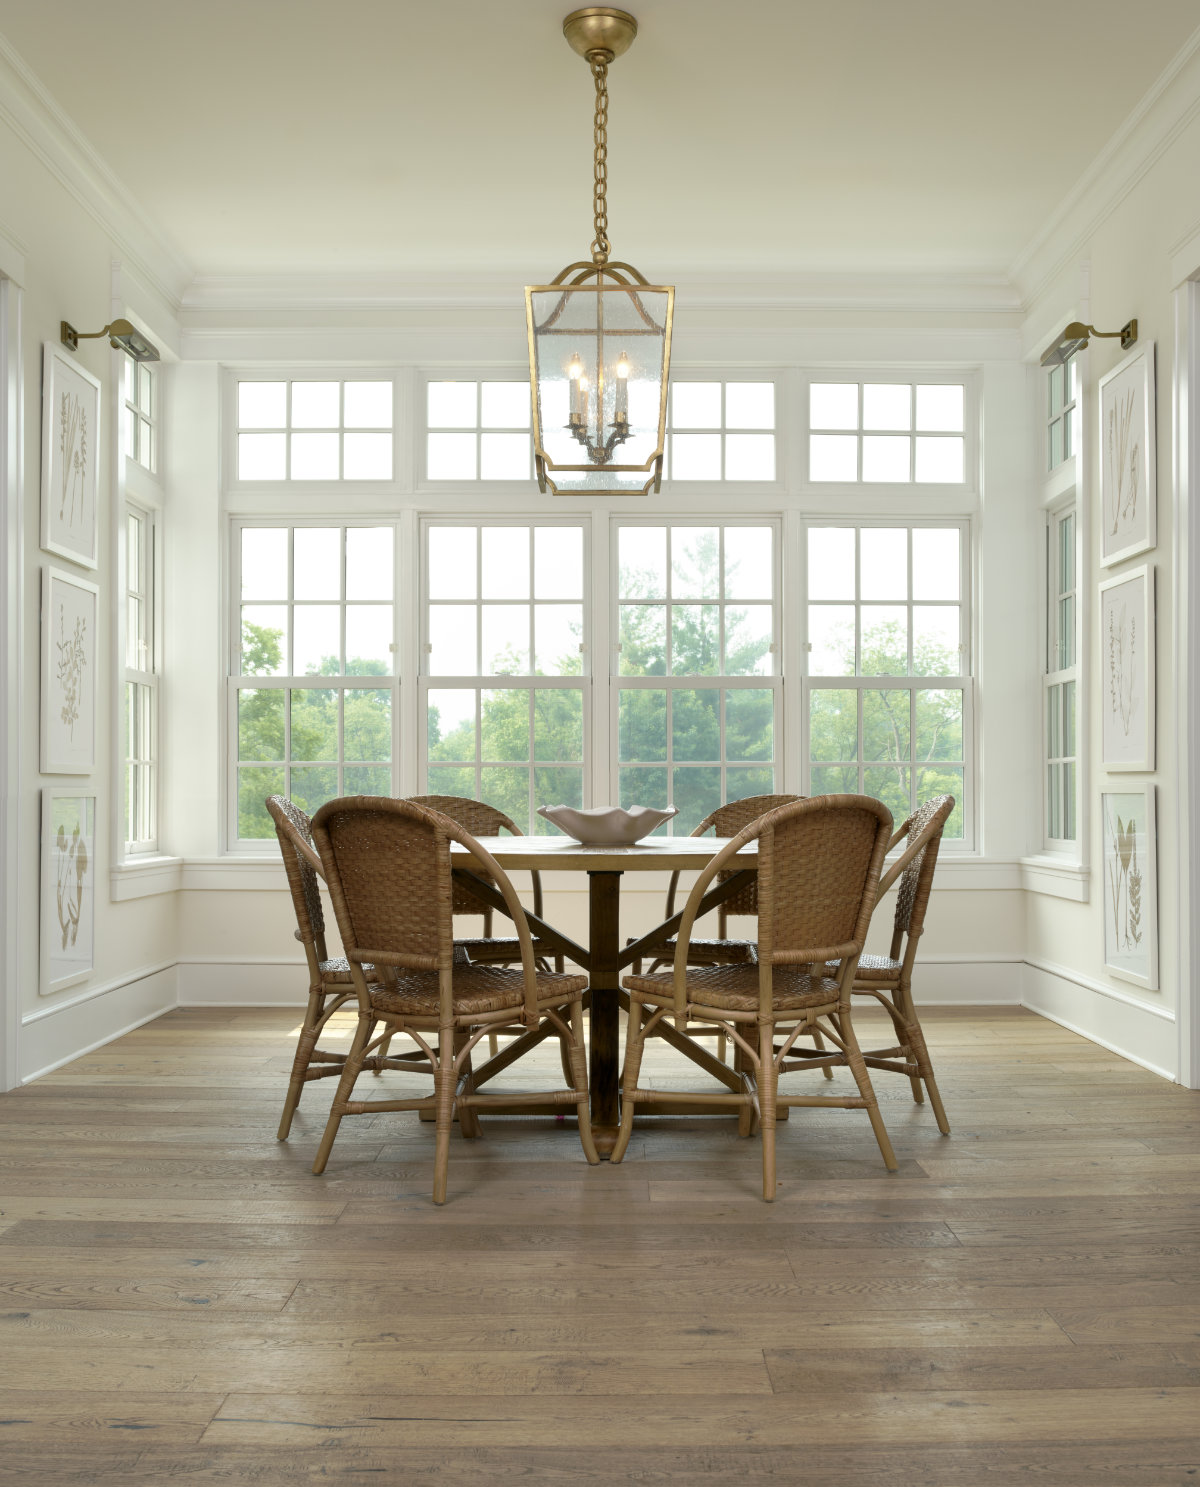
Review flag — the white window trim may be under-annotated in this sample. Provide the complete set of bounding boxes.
[416,368,538,496]
[660,372,785,493]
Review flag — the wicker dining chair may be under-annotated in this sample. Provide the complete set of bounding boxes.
[612,794,896,1200]
[310,795,598,1201]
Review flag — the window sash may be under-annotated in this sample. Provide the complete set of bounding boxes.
[123,503,158,854]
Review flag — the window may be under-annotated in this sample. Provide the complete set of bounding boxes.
[1045,505,1077,843]
[236,380,394,481]
[805,523,969,841]
[808,381,965,484]
[1046,355,1079,471]
[123,354,156,471]
[422,522,586,832]
[232,523,397,841]
[123,504,157,851]
[664,381,776,482]
[616,523,779,834]
[425,380,532,481]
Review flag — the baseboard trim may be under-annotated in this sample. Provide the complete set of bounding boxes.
[1022,961,1177,1081]
[20,964,177,1083]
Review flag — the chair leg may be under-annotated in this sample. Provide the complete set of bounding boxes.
[432,1025,456,1205]
[372,1028,394,1075]
[759,1020,778,1202]
[898,984,950,1134]
[277,989,324,1140]
[809,1025,836,1081]
[312,1012,371,1176]
[455,1031,483,1140]
[569,1002,600,1166]
[610,1003,648,1164]
[735,1037,755,1138]
[717,1030,728,1063]
[488,1032,500,1057]
[840,1009,898,1173]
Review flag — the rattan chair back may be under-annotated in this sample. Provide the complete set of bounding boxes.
[664,793,801,921]
[266,795,329,979]
[884,794,955,961]
[407,795,531,919]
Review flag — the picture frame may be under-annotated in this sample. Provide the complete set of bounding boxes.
[1101,785,1158,990]
[40,788,96,995]
[41,564,98,774]
[40,342,100,570]
[1099,343,1156,568]
[1098,563,1154,771]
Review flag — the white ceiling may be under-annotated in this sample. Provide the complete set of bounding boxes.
[0,0,1196,281]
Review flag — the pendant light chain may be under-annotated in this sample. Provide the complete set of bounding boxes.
[590,55,610,265]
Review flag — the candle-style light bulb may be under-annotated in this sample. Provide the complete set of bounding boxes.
[568,353,583,421]
[615,351,629,418]
[579,372,589,432]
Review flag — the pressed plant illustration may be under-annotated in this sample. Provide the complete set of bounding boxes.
[1106,387,1139,539]
[1107,597,1137,737]
[1106,802,1144,953]
[55,602,88,738]
[54,815,88,950]
[57,389,89,529]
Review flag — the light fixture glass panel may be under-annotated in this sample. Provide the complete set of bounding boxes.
[293,605,340,675]
[912,528,961,600]
[238,381,286,428]
[343,433,393,480]
[916,384,964,432]
[725,434,775,481]
[809,434,857,481]
[344,381,393,428]
[482,604,530,675]
[290,433,339,481]
[863,384,912,430]
[239,433,286,481]
[620,526,665,598]
[723,605,773,676]
[725,689,773,761]
[724,527,773,600]
[860,528,908,600]
[619,689,667,762]
[241,527,288,599]
[480,432,530,480]
[915,436,964,483]
[344,689,392,762]
[346,527,393,601]
[807,527,855,600]
[428,526,477,600]
[427,689,476,761]
[807,606,855,676]
[619,604,666,675]
[533,688,584,761]
[482,527,530,600]
[860,606,909,675]
[724,382,775,430]
[481,381,531,428]
[808,689,858,762]
[672,382,721,428]
[480,690,530,761]
[671,688,720,761]
[293,528,340,600]
[428,605,477,675]
[670,433,721,480]
[534,604,582,675]
[809,383,858,430]
[346,606,393,674]
[672,527,720,600]
[535,526,583,600]
[427,433,477,480]
[240,605,288,675]
[427,381,477,428]
[291,382,339,428]
[862,436,910,482]
[290,689,337,761]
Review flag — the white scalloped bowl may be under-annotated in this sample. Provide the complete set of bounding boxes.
[536,803,678,846]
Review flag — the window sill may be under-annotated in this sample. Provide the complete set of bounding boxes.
[181,857,288,891]
[110,855,183,901]
[1019,854,1090,902]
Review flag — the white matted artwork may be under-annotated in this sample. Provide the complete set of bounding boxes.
[1099,344,1155,568]
[42,565,98,774]
[41,788,96,995]
[1099,563,1154,771]
[40,343,100,569]
[1102,785,1157,990]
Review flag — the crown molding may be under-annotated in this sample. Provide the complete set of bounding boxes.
[1011,23,1200,311]
[0,35,192,310]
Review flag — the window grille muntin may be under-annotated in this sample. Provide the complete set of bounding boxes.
[236,379,395,482]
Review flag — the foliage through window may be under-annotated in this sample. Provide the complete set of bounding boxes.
[237,381,394,481]
[809,381,965,484]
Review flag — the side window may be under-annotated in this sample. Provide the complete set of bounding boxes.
[808,381,966,484]
[1045,505,1078,843]
[122,504,157,852]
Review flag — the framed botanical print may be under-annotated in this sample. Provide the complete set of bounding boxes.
[41,565,98,774]
[1102,785,1158,990]
[1099,344,1156,568]
[40,788,96,995]
[1099,563,1154,771]
[40,343,100,570]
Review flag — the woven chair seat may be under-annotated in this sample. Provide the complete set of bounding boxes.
[624,962,841,1013]
[628,936,757,966]
[370,964,587,1019]
[457,936,555,962]
[853,953,902,981]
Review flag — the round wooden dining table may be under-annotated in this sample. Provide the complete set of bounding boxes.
[449,834,758,1156]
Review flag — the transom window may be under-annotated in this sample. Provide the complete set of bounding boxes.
[1046,355,1079,471]
[236,380,394,482]
[806,524,968,840]
[123,354,155,472]
[665,381,776,481]
[232,523,397,840]
[425,380,533,481]
[808,381,965,484]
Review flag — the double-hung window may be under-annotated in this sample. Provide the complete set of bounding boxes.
[805,523,969,843]
[615,522,779,834]
[122,503,157,852]
[231,522,398,842]
[1044,506,1077,843]
[123,353,156,472]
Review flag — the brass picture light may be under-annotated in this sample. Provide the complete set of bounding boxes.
[61,317,160,362]
[1040,319,1137,367]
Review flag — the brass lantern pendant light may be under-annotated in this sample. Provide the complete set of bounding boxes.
[526,8,674,496]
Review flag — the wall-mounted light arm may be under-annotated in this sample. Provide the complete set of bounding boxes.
[61,318,160,363]
[1040,319,1137,367]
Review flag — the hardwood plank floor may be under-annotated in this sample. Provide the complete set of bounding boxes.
[0,1004,1197,1484]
